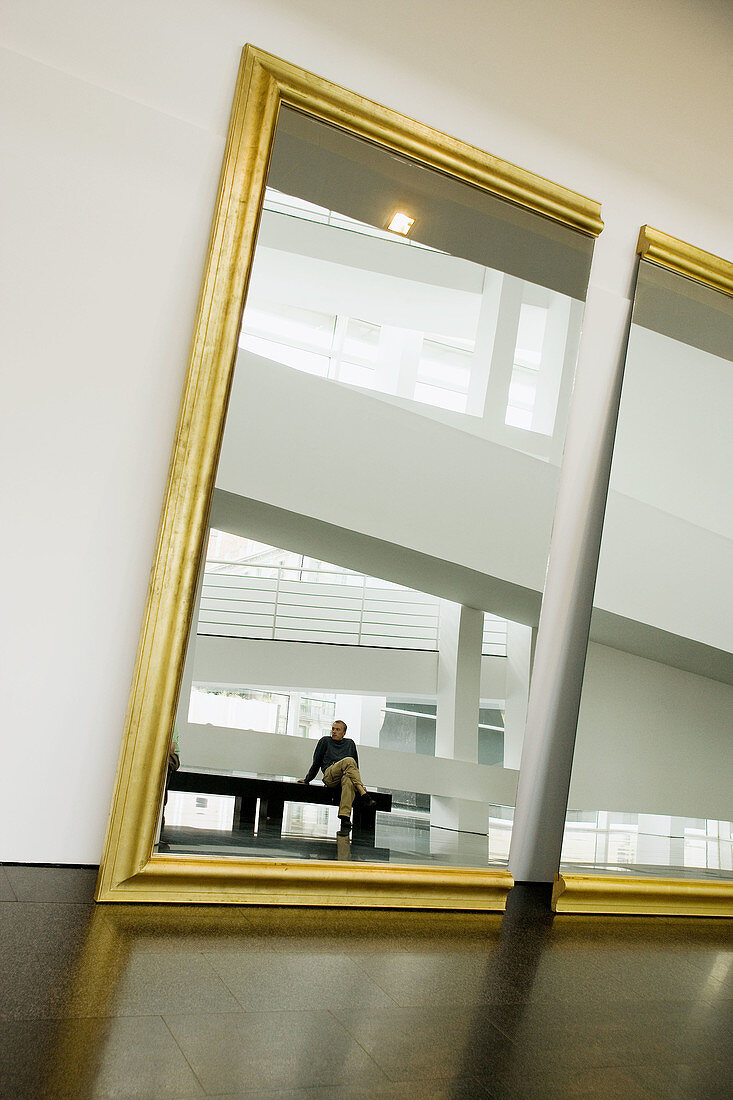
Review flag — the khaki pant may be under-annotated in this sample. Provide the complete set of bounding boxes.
[322,757,365,817]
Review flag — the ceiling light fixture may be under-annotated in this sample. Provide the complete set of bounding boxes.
[387,211,415,235]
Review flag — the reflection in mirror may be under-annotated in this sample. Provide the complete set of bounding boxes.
[155,105,596,870]
[562,253,733,882]
[241,109,589,463]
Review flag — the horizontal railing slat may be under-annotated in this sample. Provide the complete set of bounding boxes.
[197,563,508,655]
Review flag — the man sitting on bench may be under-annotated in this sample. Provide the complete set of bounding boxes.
[298,720,375,836]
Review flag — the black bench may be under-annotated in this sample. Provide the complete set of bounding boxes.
[168,770,392,845]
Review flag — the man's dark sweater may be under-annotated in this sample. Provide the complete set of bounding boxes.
[304,736,359,783]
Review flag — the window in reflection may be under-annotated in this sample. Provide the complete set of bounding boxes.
[560,811,733,876]
[240,275,477,413]
[184,687,504,763]
[488,805,733,876]
[165,792,236,832]
[189,687,290,735]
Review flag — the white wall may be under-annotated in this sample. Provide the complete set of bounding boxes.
[570,643,733,822]
[217,352,559,597]
[2,0,732,863]
[609,327,733,541]
[192,635,441,697]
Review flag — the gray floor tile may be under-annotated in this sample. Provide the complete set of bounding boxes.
[205,950,398,1011]
[0,902,243,1020]
[0,1016,205,1098]
[480,997,733,1066]
[336,1003,515,1083]
[490,1063,659,1099]
[163,1009,390,1094]
[0,1018,62,1097]
[551,916,733,957]
[0,903,96,1019]
[512,946,726,1006]
[0,866,18,901]
[352,951,503,1006]
[668,946,733,999]
[79,950,245,1018]
[630,1059,733,1100]
[85,1015,206,1097]
[4,865,99,903]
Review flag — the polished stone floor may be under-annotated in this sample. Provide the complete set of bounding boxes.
[0,864,731,1099]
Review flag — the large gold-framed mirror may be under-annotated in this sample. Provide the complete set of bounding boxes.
[96,46,602,908]
[556,228,733,916]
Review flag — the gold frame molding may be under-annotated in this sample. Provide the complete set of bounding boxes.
[637,225,733,298]
[556,874,733,918]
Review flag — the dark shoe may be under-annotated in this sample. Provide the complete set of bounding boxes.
[337,817,352,836]
[360,793,376,809]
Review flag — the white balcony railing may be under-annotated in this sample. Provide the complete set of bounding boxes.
[197,562,508,656]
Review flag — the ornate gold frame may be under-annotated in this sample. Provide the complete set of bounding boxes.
[637,225,733,296]
[95,45,602,908]
[556,874,733,917]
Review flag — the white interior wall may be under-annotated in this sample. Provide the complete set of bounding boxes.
[192,635,441,697]
[2,0,732,863]
[570,643,733,822]
[217,352,559,596]
[609,326,733,541]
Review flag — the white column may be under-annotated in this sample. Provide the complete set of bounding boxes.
[432,600,485,833]
[359,695,384,748]
[480,274,523,432]
[502,622,533,770]
[508,285,634,883]
[285,692,302,738]
[465,270,503,416]
[531,292,571,436]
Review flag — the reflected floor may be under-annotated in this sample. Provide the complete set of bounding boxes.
[560,861,733,881]
[158,810,509,870]
[157,808,733,880]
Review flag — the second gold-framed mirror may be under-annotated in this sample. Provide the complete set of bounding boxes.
[96,45,602,908]
[557,228,733,915]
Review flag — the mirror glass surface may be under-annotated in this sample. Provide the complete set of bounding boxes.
[563,258,733,881]
[157,106,595,869]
